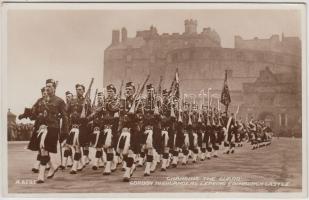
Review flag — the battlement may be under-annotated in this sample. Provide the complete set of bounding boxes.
[109,19,221,48]
[184,19,198,35]
[235,34,301,55]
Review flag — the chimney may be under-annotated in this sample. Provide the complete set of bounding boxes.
[121,27,127,42]
[112,30,120,45]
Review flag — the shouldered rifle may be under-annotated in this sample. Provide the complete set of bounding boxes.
[92,88,98,112]
[81,78,94,118]
[118,80,124,100]
[129,74,150,114]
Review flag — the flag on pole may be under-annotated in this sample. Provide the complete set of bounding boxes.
[168,68,180,100]
[220,70,231,107]
[174,68,180,99]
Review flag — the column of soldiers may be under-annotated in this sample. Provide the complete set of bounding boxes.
[19,78,273,184]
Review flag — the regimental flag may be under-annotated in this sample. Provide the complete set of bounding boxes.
[168,68,180,100]
[220,70,231,107]
[174,68,180,99]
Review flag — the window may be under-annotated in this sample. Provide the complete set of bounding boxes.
[279,113,287,127]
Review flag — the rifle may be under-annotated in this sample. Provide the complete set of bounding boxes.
[92,88,98,112]
[80,78,94,118]
[158,75,163,97]
[114,81,124,118]
[129,74,150,114]
[119,80,124,99]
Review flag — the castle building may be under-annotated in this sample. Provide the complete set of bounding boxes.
[104,19,301,134]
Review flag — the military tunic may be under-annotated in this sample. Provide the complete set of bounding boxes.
[28,95,68,153]
[66,95,91,147]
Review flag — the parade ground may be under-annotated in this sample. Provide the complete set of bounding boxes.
[7,137,302,193]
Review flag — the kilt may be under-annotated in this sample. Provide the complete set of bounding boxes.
[203,131,211,146]
[167,128,174,148]
[197,130,204,147]
[160,129,170,154]
[27,126,59,153]
[174,123,184,148]
[188,132,197,150]
[67,124,90,147]
[152,126,161,152]
[130,128,141,154]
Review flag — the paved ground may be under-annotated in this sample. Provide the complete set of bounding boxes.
[7,138,302,193]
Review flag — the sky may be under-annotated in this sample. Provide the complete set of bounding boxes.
[5,7,302,122]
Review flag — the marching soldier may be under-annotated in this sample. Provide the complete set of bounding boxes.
[117,81,143,182]
[159,89,175,171]
[59,91,74,170]
[88,85,120,175]
[249,117,258,149]
[180,101,190,165]
[199,105,208,161]
[66,83,92,174]
[90,91,106,170]
[189,103,200,163]
[140,84,161,176]
[19,87,50,173]
[27,79,68,183]
[211,108,221,158]
[223,113,236,154]
[204,106,214,159]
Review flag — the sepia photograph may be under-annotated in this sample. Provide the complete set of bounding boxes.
[1,2,307,198]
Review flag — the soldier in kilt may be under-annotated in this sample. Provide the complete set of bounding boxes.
[88,85,120,175]
[140,84,161,176]
[199,105,208,161]
[223,113,236,154]
[66,84,91,174]
[249,118,258,150]
[117,82,142,182]
[180,102,190,165]
[26,79,68,183]
[159,89,175,171]
[19,87,50,173]
[59,91,74,170]
[211,108,221,158]
[189,103,200,163]
[204,107,214,159]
